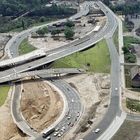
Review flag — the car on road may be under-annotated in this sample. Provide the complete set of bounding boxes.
[55,127,59,131]
[58,133,62,137]
[94,128,100,133]
[54,132,59,136]
[77,112,80,117]
[46,136,51,140]
[67,122,71,125]
[115,87,118,91]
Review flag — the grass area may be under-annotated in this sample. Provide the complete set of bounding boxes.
[124,36,140,48]
[52,39,110,73]
[123,22,129,33]
[112,120,140,140]
[113,28,119,52]
[124,65,132,88]
[19,38,36,55]
[126,98,140,112]
[0,85,10,106]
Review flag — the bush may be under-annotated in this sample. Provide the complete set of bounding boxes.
[64,27,75,39]
[65,20,75,27]
[126,98,140,112]
[125,53,136,63]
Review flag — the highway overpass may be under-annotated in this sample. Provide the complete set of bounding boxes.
[0,68,85,83]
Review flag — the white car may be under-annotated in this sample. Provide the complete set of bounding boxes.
[55,127,59,131]
[58,133,62,137]
[115,88,118,91]
[54,132,58,136]
[94,128,100,133]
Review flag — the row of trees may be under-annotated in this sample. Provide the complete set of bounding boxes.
[36,20,75,39]
[36,26,75,39]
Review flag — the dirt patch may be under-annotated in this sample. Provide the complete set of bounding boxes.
[62,73,110,140]
[28,15,106,51]
[21,80,63,132]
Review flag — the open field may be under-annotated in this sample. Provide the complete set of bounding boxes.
[0,85,10,106]
[19,38,36,55]
[52,39,110,73]
[112,120,140,140]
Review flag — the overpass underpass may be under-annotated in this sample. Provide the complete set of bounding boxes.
[0,68,85,84]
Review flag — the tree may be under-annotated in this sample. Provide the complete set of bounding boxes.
[42,26,48,34]
[65,20,75,27]
[22,20,25,30]
[64,27,75,39]
[36,28,45,36]
[122,46,129,54]
[39,16,46,22]
[36,26,48,36]
[51,29,61,36]
[103,0,110,6]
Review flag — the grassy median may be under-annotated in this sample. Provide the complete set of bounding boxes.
[0,85,10,106]
[52,39,110,73]
[19,38,36,55]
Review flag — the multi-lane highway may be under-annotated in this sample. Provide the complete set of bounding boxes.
[0,1,116,83]
[5,1,92,58]
[84,2,127,139]
[0,1,128,140]
[0,68,85,83]
[35,79,83,140]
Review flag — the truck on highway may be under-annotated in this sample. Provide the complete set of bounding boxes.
[42,128,55,138]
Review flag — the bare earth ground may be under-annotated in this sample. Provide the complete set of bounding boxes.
[0,87,27,140]
[122,88,140,114]
[21,80,63,132]
[28,15,106,51]
[61,73,110,140]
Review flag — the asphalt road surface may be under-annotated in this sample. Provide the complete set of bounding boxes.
[35,79,83,140]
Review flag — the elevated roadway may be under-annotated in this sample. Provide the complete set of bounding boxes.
[1,1,126,140]
[0,1,117,82]
[5,1,92,58]
[0,68,85,83]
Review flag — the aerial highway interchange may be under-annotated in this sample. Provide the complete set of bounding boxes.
[1,0,139,140]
